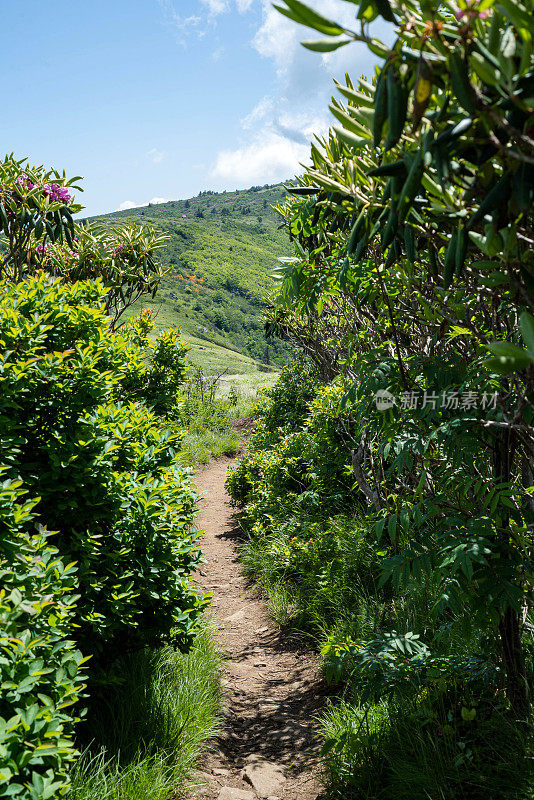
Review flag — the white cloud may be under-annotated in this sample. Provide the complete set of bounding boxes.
[211,46,225,61]
[253,0,388,97]
[158,0,204,44]
[200,0,254,14]
[213,131,309,184]
[200,0,228,13]
[160,0,254,41]
[117,197,169,211]
[147,147,164,164]
[211,1,393,186]
[242,96,275,129]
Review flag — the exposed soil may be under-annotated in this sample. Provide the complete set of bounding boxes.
[189,456,326,800]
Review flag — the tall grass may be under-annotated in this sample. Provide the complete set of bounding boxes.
[320,694,533,800]
[175,384,258,467]
[71,623,222,800]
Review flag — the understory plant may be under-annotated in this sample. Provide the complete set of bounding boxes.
[230,0,534,793]
[0,156,207,796]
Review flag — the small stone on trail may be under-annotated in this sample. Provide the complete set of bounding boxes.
[224,608,248,623]
[254,626,268,634]
[241,757,286,798]
[257,699,279,712]
[194,771,213,782]
[217,789,255,800]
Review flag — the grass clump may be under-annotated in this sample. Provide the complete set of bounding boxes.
[71,623,222,800]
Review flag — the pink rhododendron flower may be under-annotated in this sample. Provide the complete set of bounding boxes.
[456,0,490,21]
[42,183,72,203]
[15,173,35,190]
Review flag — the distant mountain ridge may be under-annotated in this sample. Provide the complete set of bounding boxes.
[90,183,292,368]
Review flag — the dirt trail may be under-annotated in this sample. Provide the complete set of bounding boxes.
[190,457,325,800]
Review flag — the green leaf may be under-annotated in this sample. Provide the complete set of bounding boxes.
[484,341,534,373]
[333,125,369,151]
[520,312,534,355]
[471,51,501,86]
[302,37,351,52]
[274,1,345,35]
[388,514,397,543]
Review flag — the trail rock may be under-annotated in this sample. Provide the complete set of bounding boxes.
[224,608,248,622]
[217,789,255,800]
[257,699,279,712]
[241,756,286,798]
[194,770,213,783]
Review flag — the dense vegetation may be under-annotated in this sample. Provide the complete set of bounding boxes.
[91,184,292,366]
[0,156,224,799]
[228,0,534,795]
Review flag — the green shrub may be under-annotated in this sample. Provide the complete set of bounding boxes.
[120,310,189,417]
[250,358,320,449]
[227,369,358,520]
[229,361,532,797]
[0,475,87,799]
[0,274,205,663]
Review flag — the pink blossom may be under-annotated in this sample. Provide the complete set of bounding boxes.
[15,173,35,190]
[42,183,72,204]
[455,0,490,21]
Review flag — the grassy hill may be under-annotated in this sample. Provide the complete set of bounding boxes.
[89,184,292,374]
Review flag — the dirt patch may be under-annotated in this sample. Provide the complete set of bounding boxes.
[230,417,256,437]
[189,457,325,800]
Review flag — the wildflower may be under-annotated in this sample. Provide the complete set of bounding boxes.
[42,183,72,203]
[15,173,35,190]
[455,0,490,21]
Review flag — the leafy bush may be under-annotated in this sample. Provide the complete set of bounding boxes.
[271,0,534,721]
[229,361,533,797]
[248,358,320,448]
[120,309,189,416]
[227,371,359,520]
[0,475,87,799]
[0,156,212,797]
[0,273,205,664]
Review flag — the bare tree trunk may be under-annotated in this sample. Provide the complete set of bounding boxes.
[495,428,530,718]
[499,606,530,718]
[351,444,382,511]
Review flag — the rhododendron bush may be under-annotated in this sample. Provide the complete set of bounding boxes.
[0,159,201,799]
[231,0,534,794]
[0,155,167,326]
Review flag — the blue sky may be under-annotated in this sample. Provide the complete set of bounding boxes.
[2,0,383,216]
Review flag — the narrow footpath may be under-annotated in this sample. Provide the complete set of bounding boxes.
[190,457,325,800]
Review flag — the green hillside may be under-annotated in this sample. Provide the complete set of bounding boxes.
[89,184,292,372]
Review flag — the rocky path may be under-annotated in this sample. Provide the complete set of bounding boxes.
[190,457,325,800]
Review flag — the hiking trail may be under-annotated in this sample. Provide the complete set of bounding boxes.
[190,456,326,800]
